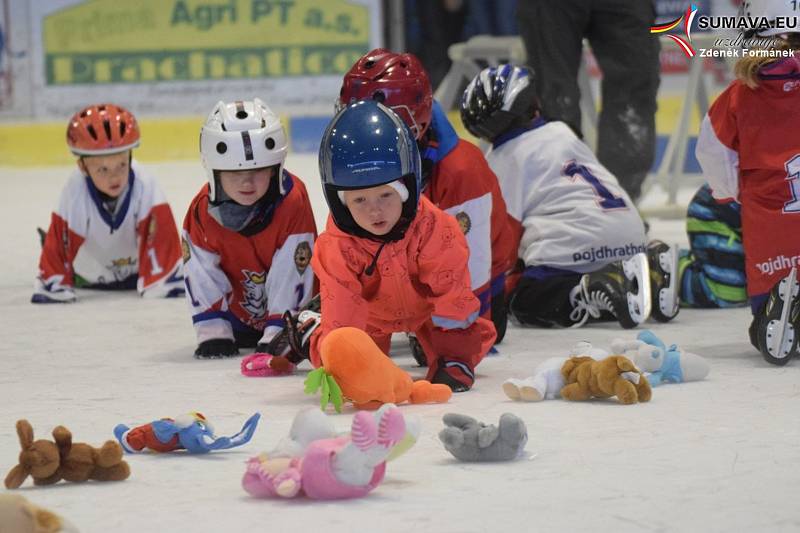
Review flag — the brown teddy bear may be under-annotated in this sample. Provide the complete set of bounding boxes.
[5,419,130,489]
[560,355,652,405]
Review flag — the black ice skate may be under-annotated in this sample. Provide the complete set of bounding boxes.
[647,240,680,322]
[257,294,321,363]
[756,267,800,366]
[569,253,652,329]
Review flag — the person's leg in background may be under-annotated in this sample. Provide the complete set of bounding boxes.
[586,0,660,202]
[414,0,467,90]
[516,0,590,136]
[493,0,519,35]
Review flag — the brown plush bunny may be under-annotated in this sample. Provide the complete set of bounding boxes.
[5,420,130,489]
[560,355,652,405]
[5,420,62,488]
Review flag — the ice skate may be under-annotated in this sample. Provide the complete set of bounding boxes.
[569,253,651,329]
[647,240,680,322]
[756,267,800,366]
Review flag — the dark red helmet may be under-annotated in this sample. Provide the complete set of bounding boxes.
[66,103,140,156]
[338,48,433,140]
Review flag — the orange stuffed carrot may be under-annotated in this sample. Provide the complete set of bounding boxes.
[305,327,451,411]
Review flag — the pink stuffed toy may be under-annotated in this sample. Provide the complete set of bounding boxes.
[242,404,410,500]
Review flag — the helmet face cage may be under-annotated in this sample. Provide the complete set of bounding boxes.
[319,100,422,239]
[461,64,538,142]
[338,48,433,140]
[199,98,289,202]
[66,103,141,156]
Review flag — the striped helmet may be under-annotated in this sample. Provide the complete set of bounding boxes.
[460,64,540,142]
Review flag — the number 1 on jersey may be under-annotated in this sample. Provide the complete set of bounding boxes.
[784,154,800,213]
[563,160,627,210]
[147,247,164,276]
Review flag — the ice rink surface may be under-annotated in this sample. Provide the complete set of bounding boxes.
[2,155,799,533]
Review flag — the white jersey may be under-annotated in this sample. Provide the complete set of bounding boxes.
[33,161,184,302]
[487,121,646,273]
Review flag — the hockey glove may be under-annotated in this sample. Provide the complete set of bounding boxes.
[194,338,239,359]
[257,309,321,364]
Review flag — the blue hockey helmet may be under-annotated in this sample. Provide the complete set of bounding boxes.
[319,99,422,240]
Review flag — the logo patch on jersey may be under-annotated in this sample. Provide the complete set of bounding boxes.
[294,241,312,274]
[109,256,136,282]
[240,269,267,324]
[455,212,472,235]
[181,238,191,263]
[784,80,800,92]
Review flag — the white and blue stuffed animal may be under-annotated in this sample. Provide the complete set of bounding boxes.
[502,341,610,401]
[613,330,709,386]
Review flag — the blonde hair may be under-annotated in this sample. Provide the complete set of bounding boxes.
[735,34,800,89]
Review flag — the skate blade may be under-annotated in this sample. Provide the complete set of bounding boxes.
[657,244,681,318]
[622,252,652,325]
[766,267,799,358]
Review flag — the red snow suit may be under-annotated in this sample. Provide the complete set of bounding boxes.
[309,196,496,388]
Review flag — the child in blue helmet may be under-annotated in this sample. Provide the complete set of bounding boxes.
[308,100,496,392]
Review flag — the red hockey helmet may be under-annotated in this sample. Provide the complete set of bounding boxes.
[338,48,433,140]
[66,103,141,156]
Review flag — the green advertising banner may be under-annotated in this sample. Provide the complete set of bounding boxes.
[43,0,372,84]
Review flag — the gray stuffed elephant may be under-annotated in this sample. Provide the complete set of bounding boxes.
[438,413,527,462]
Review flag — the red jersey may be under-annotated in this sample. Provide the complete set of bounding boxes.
[696,57,800,299]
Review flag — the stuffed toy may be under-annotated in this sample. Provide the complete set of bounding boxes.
[5,420,130,489]
[0,494,78,533]
[611,330,710,386]
[503,357,569,401]
[560,353,652,405]
[438,413,527,462]
[242,408,338,498]
[503,341,609,401]
[242,404,417,500]
[304,327,452,411]
[241,353,295,377]
[114,412,260,454]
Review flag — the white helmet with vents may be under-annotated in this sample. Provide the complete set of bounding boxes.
[200,98,288,201]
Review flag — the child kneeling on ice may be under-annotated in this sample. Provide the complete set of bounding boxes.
[308,100,496,392]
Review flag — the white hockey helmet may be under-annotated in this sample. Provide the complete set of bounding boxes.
[200,98,288,202]
[740,0,800,37]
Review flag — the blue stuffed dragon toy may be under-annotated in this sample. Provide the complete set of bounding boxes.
[114,412,260,454]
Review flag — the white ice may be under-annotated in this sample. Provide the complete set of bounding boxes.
[1,155,799,533]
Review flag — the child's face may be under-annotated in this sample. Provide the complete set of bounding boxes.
[342,184,404,236]
[218,167,274,206]
[78,151,131,198]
